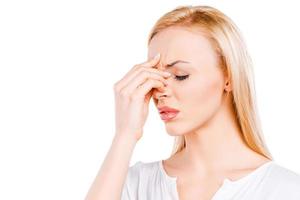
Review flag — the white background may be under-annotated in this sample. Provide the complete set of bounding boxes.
[1,0,300,199]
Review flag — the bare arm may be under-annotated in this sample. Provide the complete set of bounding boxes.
[85,52,167,200]
[85,133,137,200]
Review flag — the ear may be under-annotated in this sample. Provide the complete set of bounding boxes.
[224,77,232,92]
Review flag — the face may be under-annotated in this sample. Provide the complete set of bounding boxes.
[148,26,229,136]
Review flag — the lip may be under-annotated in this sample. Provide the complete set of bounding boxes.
[158,106,180,121]
[158,106,180,113]
[159,112,179,121]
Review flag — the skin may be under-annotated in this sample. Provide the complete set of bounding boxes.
[85,35,170,200]
[148,26,271,200]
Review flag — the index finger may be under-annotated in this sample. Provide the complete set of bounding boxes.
[138,53,161,68]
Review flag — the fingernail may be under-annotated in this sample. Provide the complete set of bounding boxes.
[154,53,160,59]
[163,71,172,76]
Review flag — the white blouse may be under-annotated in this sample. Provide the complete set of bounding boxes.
[121,160,300,200]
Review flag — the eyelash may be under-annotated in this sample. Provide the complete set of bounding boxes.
[174,75,189,81]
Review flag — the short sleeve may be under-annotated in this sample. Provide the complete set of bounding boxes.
[121,161,143,200]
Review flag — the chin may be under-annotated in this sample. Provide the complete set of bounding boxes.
[164,117,207,137]
[164,121,192,136]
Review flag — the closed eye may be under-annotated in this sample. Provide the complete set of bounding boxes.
[174,75,189,81]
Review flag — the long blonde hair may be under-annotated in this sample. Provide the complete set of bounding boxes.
[147,5,273,160]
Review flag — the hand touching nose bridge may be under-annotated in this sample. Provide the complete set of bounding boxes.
[113,52,171,142]
[85,53,172,200]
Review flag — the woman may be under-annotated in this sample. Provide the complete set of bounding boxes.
[85,5,300,200]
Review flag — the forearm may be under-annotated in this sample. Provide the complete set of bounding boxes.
[85,133,137,200]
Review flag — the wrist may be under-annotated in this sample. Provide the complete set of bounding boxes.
[113,132,139,145]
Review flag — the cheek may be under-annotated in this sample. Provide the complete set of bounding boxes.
[165,72,224,136]
[179,73,224,125]
[180,74,223,108]
[196,77,223,106]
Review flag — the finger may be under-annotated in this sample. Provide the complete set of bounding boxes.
[121,70,168,95]
[132,79,165,100]
[115,67,171,92]
[121,67,170,90]
[137,53,161,68]
[144,89,153,104]
[120,53,161,81]
[114,54,161,91]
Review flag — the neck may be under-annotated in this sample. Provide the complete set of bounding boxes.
[181,98,263,172]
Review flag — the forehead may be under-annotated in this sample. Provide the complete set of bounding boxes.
[147,26,216,68]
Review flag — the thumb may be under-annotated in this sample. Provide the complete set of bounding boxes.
[145,89,153,104]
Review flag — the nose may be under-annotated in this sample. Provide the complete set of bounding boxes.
[152,82,170,101]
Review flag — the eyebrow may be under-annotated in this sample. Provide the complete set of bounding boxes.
[166,60,190,68]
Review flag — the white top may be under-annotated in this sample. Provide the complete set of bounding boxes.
[121,160,300,200]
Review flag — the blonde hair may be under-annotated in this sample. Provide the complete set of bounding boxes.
[147,5,273,160]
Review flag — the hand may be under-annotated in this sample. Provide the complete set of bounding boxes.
[113,53,171,141]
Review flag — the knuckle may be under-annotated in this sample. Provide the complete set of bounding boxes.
[141,66,148,71]
[131,93,141,100]
[113,83,120,91]
[147,67,158,73]
[158,78,164,83]
[155,81,162,86]
[148,66,158,71]
[141,71,150,76]
[149,79,156,84]
[135,63,145,69]
[133,64,140,68]
[135,66,144,74]
[152,69,165,78]
[120,90,129,98]
[132,64,140,71]
[131,93,138,99]
[156,80,163,86]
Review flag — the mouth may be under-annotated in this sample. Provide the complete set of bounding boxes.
[159,111,179,121]
[157,106,180,121]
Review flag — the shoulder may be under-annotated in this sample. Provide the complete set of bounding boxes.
[264,162,300,198]
[127,160,160,177]
[125,160,162,186]
[269,162,300,185]
[121,160,163,200]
